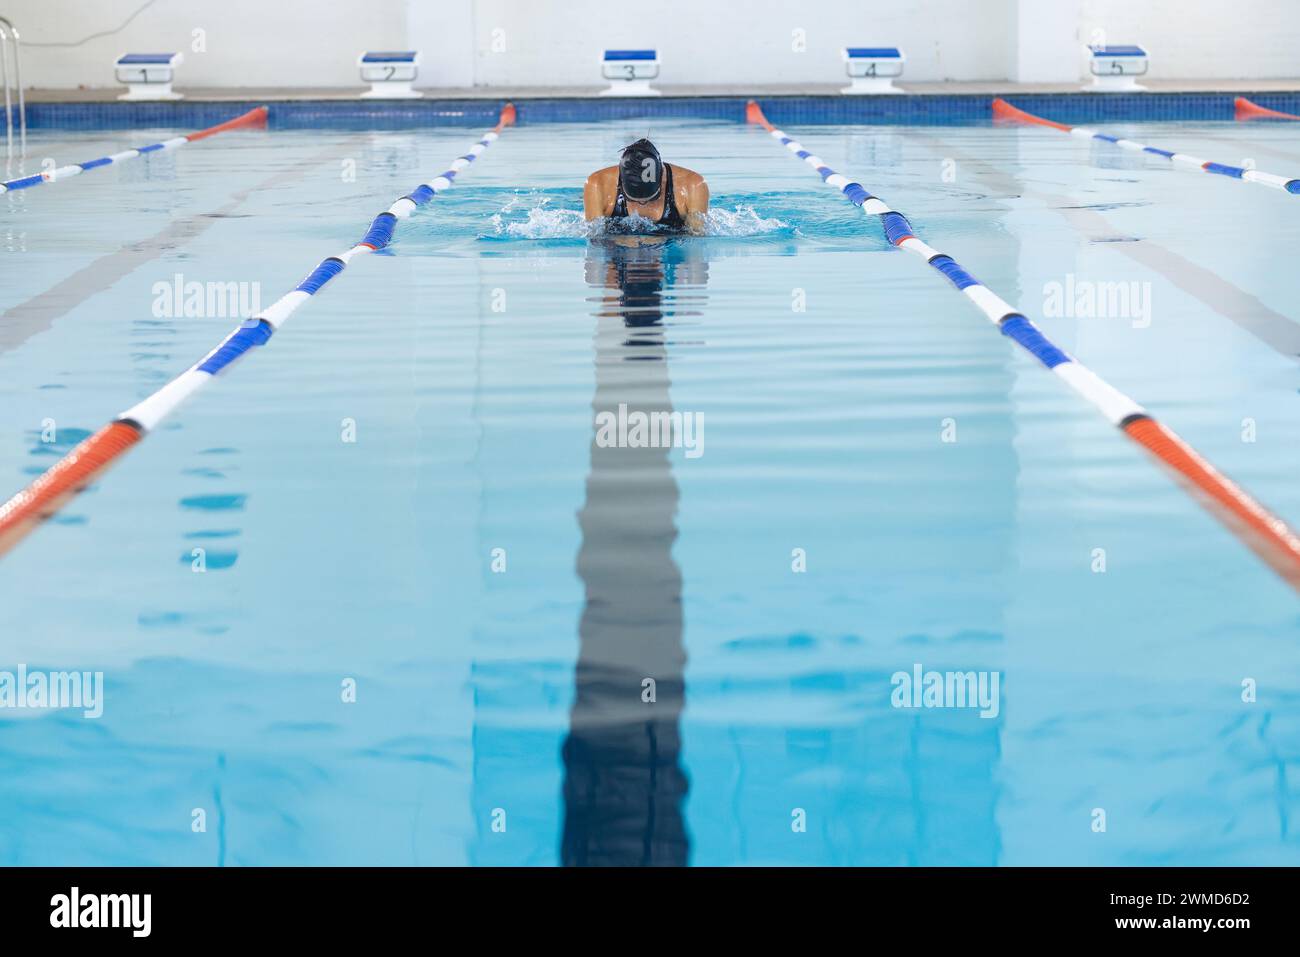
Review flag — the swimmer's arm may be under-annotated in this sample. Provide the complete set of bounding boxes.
[684,176,709,234]
[583,171,611,221]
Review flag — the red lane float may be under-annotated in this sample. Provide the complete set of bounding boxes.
[0,104,516,559]
[992,97,1300,196]
[0,106,268,194]
[1235,96,1300,121]
[0,423,141,556]
[751,99,1300,592]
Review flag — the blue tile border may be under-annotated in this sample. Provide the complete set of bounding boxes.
[24,91,1300,130]
[986,92,1296,124]
[25,99,507,131]
[752,92,1300,125]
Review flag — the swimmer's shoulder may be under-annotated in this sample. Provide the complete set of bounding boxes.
[668,165,709,219]
[583,166,620,219]
[667,164,705,186]
[586,165,619,188]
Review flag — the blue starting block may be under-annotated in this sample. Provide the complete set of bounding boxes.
[841,47,905,94]
[600,49,661,97]
[1087,44,1148,92]
[359,51,421,99]
[115,52,183,101]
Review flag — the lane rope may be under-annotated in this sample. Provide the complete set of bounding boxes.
[0,103,516,558]
[992,98,1300,196]
[746,100,1300,592]
[1235,96,1300,122]
[0,106,269,194]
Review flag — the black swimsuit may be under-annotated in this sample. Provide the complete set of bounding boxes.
[612,164,687,231]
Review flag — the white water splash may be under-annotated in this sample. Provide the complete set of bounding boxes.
[491,202,593,239]
[487,197,791,240]
[703,205,791,237]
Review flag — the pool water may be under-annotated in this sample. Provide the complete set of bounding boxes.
[1,117,1298,866]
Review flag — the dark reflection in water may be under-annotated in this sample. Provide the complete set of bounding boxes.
[561,237,708,866]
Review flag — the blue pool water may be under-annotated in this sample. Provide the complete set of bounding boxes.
[1,116,1299,865]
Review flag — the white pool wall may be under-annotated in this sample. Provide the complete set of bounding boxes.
[10,0,1300,90]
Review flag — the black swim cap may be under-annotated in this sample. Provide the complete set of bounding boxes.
[619,139,663,203]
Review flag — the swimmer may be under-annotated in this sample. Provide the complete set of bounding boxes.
[584,139,709,234]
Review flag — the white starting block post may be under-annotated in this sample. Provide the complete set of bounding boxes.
[115,53,184,101]
[599,49,661,97]
[1087,45,1148,92]
[841,47,905,94]
[358,51,422,99]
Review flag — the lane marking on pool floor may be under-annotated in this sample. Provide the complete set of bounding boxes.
[1179,129,1300,168]
[0,106,269,195]
[746,100,1300,592]
[905,129,1300,362]
[0,134,370,358]
[0,103,517,559]
[991,98,1300,197]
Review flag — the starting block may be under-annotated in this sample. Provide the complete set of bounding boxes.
[359,51,422,99]
[1087,45,1148,92]
[600,49,661,97]
[115,53,183,101]
[841,48,905,94]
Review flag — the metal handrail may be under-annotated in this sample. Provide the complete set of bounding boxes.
[0,15,26,157]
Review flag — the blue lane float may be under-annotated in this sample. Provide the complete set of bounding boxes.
[745,99,1300,593]
[0,104,517,559]
[993,98,1300,197]
[0,105,269,194]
